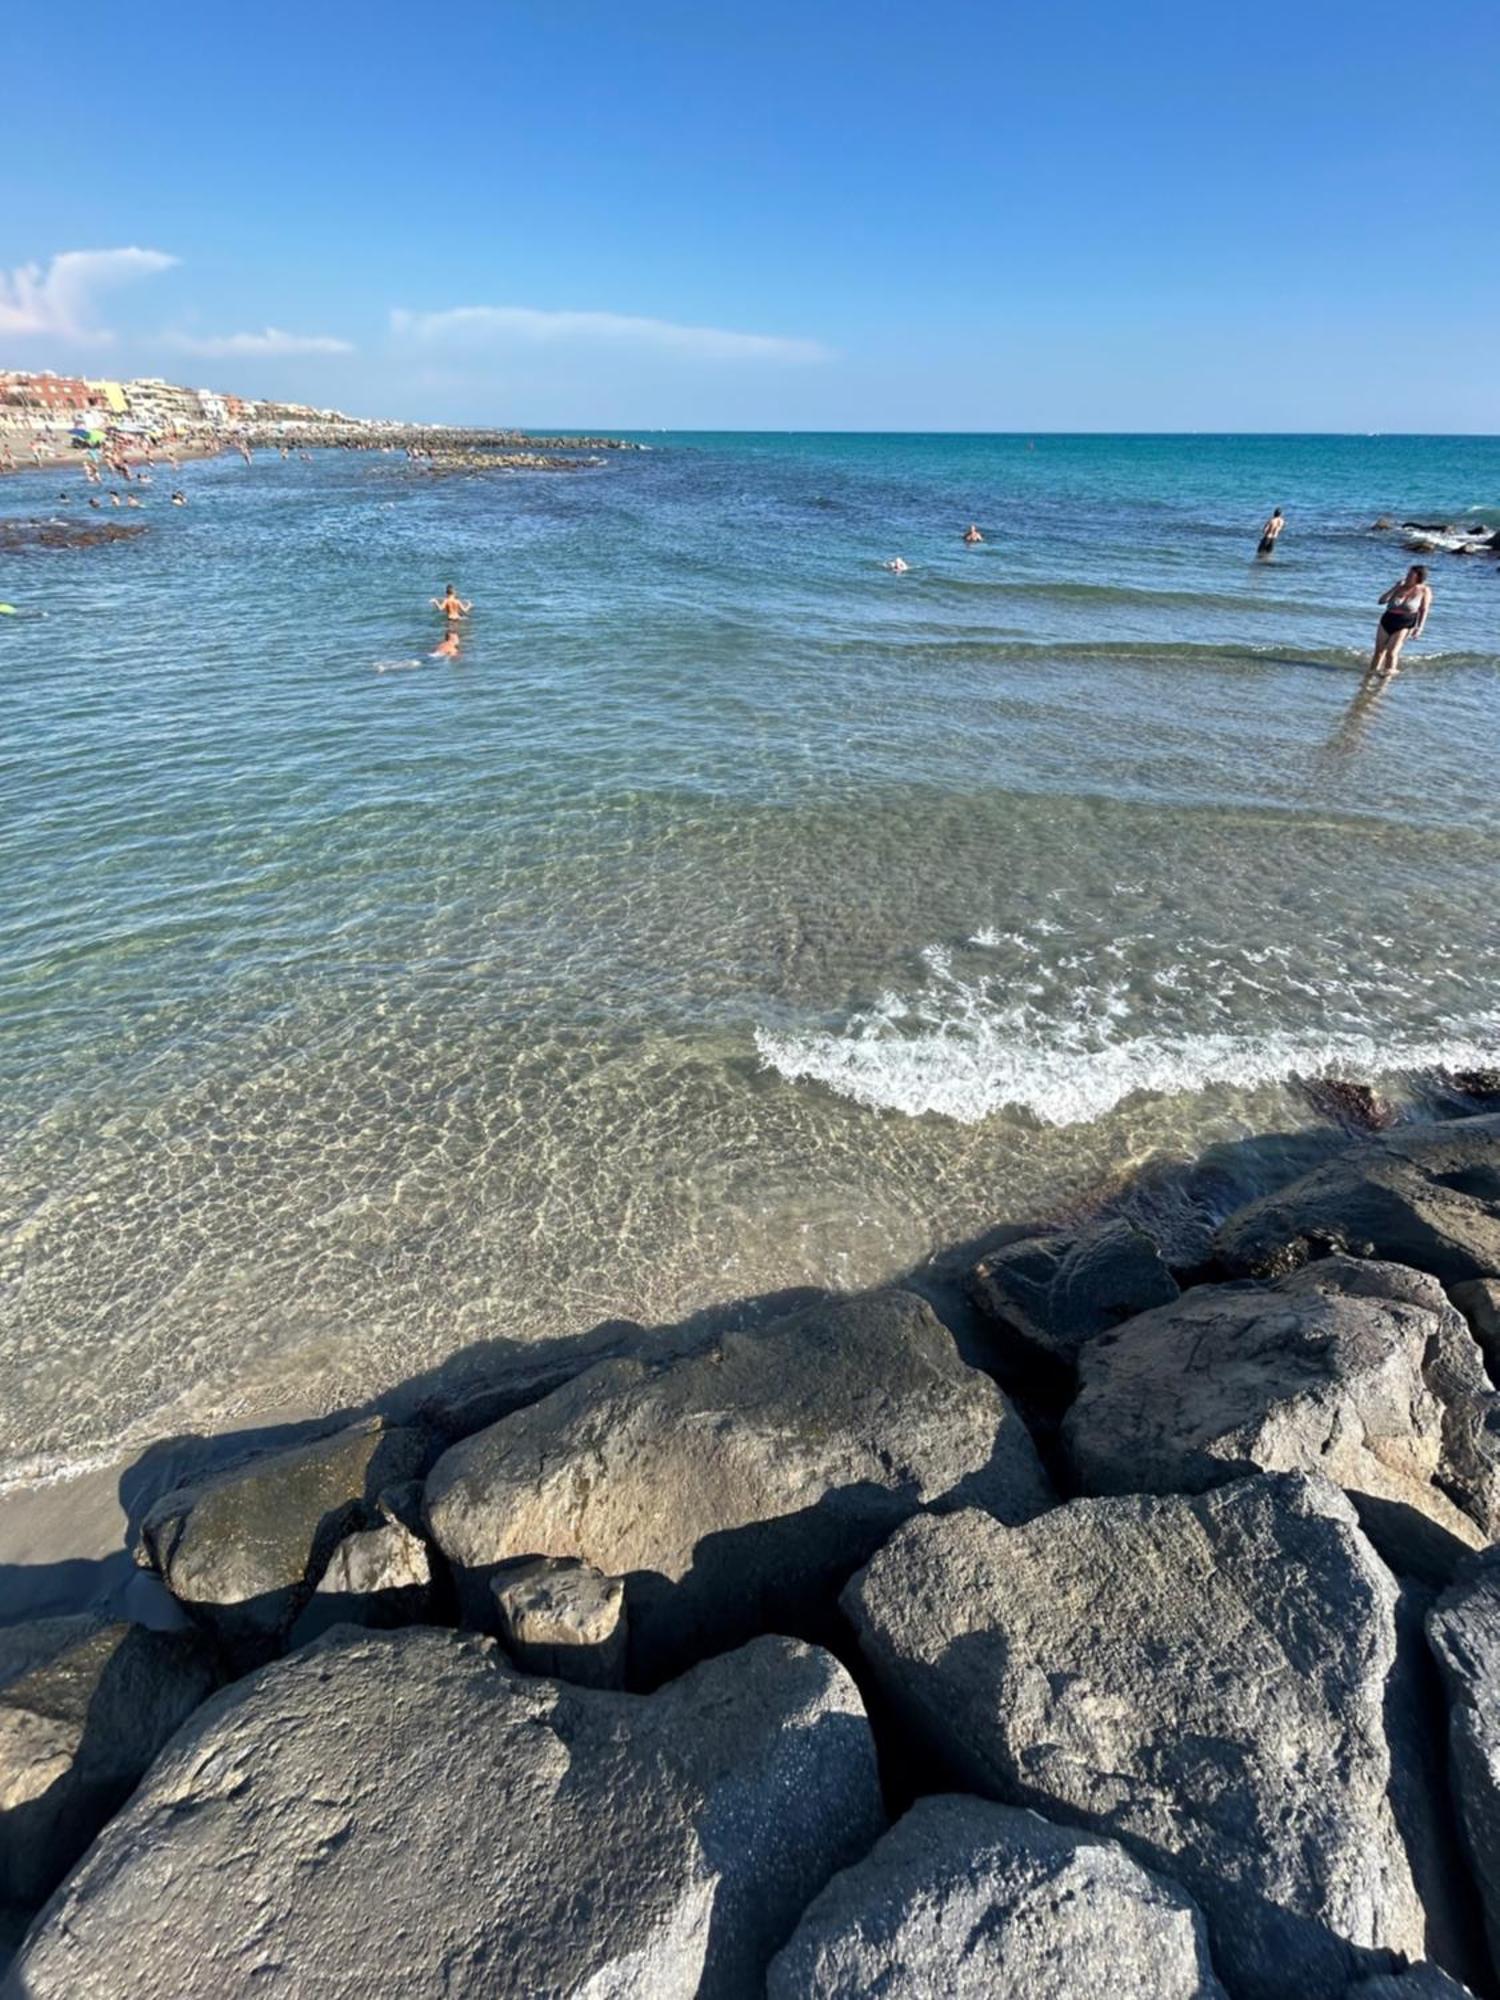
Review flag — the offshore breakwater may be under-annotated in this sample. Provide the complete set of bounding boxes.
[5,1102,1500,1995]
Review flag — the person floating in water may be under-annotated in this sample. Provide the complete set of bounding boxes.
[962,524,984,544]
[430,629,462,659]
[170,492,187,506]
[431,585,472,621]
[1256,508,1285,556]
[883,557,910,573]
[1368,564,1430,679]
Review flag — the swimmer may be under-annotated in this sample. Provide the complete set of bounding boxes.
[1256,508,1285,557]
[126,496,142,508]
[1368,564,1431,679]
[962,524,984,544]
[431,585,472,620]
[170,492,187,506]
[109,493,122,507]
[430,630,462,659]
[883,557,910,573]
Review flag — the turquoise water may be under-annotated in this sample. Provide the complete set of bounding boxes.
[3,432,1499,1487]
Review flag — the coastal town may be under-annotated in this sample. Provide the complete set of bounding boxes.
[0,366,380,463]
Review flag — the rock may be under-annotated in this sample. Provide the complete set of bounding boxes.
[286,1518,433,1648]
[415,1318,650,1442]
[842,1473,1427,2000]
[424,1288,1052,1681]
[0,1615,218,1910]
[1344,1970,1478,1998]
[491,1556,627,1687]
[7,1627,886,2000]
[1214,1115,1500,1285]
[1300,1077,1397,1133]
[138,1417,431,1665]
[1064,1256,1500,1581]
[1451,1278,1500,1375]
[1371,517,1396,531]
[967,1217,1180,1378]
[1428,1566,1500,1972]
[766,1793,1226,1999]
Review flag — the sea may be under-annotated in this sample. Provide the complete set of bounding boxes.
[2,430,1499,1497]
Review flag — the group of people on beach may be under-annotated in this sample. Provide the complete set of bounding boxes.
[881,509,1434,682]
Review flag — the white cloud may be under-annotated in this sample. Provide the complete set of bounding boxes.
[390,304,828,365]
[165,327,354,357]
[0,248,179,344]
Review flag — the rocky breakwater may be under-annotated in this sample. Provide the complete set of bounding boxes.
[9,1112,1500,1994]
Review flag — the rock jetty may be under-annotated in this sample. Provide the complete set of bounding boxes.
[7,1106,1500,1996]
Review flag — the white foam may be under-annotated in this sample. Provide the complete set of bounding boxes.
[755,944,1500,1127]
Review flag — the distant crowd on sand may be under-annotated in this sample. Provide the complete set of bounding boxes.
[881,508,1435,682]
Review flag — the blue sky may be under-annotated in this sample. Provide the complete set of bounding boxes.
[5,0,1497,430]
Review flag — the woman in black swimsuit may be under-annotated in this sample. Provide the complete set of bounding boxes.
[1369,564,1430,678]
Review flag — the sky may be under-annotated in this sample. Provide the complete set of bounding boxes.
[4,0,1498,431]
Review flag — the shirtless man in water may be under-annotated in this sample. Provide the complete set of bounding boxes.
[432,585,472,621]
[963,524,984,544]
[1257,508,1285,556]
[430,629,462,659]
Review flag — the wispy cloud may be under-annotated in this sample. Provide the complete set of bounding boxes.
[390,304,829,365]
[165,327,354,357]
[0,248,178,344]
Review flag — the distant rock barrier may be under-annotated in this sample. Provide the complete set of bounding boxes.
[7,1110,1500,1995]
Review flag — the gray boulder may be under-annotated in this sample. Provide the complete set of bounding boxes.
[1214,1116,1500,1284]
[1064,1257,1500,1580]
[1451,1278,1500,1377]
[1428,1567,1500,1971]
[842,1473,1427,2000]
[967,1217,1180,1375]
[425,1289,1052,1680]
[286,1517,433,1648]
[0,1615,218,1909]
[137,1417,430,1664]
[491,1556,627,1687]
[6,1627,885,2000]
[767,1793,1226,1999]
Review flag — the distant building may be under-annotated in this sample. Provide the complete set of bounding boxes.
[84,377,129,415]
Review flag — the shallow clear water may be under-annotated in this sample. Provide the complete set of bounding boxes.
[3,432,1498,1487]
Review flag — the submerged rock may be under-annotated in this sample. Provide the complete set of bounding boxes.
[1214,1115,1500,1284]
[491,1556,628,1687]
[1064,1256,1500,1580]
[138,1417,431,1664]
[0,1615,217,1910]
[1428,1565,1500,1972]
[967,1217,1179,1377]
[767,1794,1226,1999]
[7,1628,885,1999]
[842,1473,1426,2000]
[424,1288,1052,1681]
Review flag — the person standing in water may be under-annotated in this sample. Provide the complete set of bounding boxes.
[430,629,462,659]
[963,524,984,544]
[1256,508,1285,556]
[1368,564,1431,678]
[432,585,472,620]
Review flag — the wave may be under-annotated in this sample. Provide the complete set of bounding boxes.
[755,941,1500,1127]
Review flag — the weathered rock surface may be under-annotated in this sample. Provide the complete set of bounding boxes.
[6,1627,885,2000]
[1214,1116,1500,1284]
[1452,1278,1500,1377]
[1064,1256,1500,1579]
[766,1793,1226,1999]
[0,1615,217,1909]
[425,1288,1052,1679]
[491,1556,627,1687]
[1428,1566,1500,1972]
[138,1417,431,1663]
[842,1473,1427,2000]
[1344,1970,1478,1998]
[286,1517,433,1648]
[967,1217,1180,1375]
